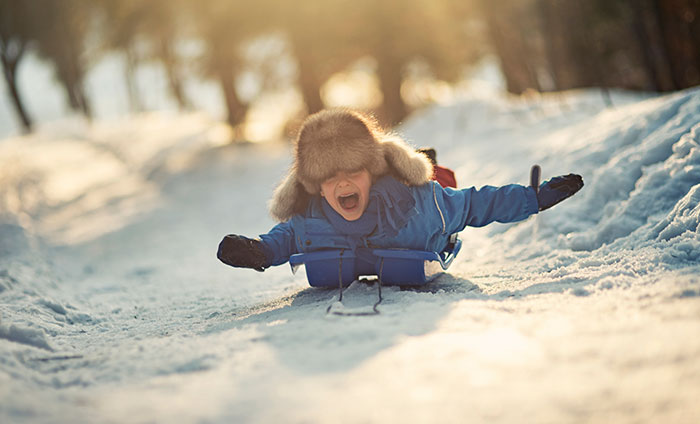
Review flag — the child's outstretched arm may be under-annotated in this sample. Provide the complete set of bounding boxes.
[437,171,583,233]
[440,184,538,232]
[217,221,297,271]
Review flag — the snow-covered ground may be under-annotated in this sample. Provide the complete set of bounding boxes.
[1,87,699,423]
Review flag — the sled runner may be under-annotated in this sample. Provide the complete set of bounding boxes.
[289,234,462,288]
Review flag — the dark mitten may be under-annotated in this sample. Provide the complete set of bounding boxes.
[217,234,269,272]
[537,174,584,211]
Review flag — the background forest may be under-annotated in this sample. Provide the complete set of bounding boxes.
[1,0,699,139]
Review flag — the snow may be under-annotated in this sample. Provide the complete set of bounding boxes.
[1,86,700,423]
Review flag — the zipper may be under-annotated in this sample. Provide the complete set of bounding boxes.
[433,183,446,234]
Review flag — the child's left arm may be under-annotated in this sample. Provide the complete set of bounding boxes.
[438,184,538,234]
[437,173,583,234]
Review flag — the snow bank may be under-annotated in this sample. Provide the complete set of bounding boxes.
[559,91,700,252]
[400,88,700,293]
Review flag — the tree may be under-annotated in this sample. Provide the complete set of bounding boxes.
[190,0,274,139]
[140,0,192,110]
[478,0,544,94]
[483,0,700,96]
[96,0,192,112]
[95,0,146,112]
[0,0,34,132]
[653,0,700,89]
[277,1,366,115]
[355,0,474,125]
[278,0,477,126]
[33,0,94,118]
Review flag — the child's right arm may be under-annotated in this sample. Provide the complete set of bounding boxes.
[217,221,297,271]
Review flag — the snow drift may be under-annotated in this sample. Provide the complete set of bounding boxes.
[1,88,699,423]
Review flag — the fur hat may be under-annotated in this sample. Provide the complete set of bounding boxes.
[269,109,433,221]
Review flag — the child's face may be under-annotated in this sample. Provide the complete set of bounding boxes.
[320,169,372,221]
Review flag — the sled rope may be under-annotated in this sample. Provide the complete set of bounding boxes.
[373,259,384,313]
[326,250,383,316]
[337,249,345,302]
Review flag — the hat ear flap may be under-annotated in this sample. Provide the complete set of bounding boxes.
[381,135,434,186]
[269,167,311,222]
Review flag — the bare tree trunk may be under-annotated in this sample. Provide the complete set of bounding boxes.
[59,68,81,112]
[537,0,561,91]
[653,3,683,89]
[376,54,407,126]
[215,58,247,139]
[295,51,324,115]
[624,0,678,92]
[158,36,191,110]
[124,45,143,113]
[60,14,92,119]
[653,0,700,89]
[0,39,32,132]
[72,58,92,119]
[76,82,92,118]
[631,2,663,91]
[480,0,540,94]
[571,0,612,106]
[60,68,92,119]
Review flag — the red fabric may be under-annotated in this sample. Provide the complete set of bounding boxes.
[433,165,457,188]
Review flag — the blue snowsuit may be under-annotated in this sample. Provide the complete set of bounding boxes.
[258,175,539,267]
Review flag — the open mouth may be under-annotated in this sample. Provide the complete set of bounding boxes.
[338,193,359,210]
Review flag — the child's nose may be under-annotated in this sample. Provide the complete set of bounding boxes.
[336,172,351,185]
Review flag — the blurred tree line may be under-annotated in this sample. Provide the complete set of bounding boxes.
[484,0,700,96]
[1,0,698,136]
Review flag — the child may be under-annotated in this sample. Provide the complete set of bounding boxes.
[217,109,583,272]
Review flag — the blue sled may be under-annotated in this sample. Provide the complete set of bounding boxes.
[289,236,462,288]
